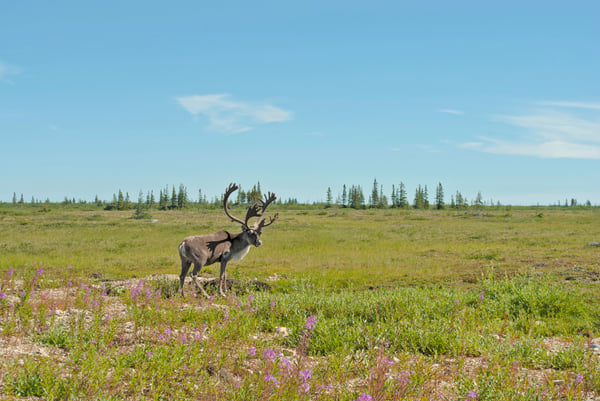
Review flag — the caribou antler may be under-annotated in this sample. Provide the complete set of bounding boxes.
[223,183,278,231]
[223,183,248,228]
[253,192,278,233]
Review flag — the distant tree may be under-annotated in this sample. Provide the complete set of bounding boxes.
[341,184,347,208]
[398,182,408,208]
[378,184,387,208]
[474,191,484,210]
[370,179,380,208]
[159,188,168,210]
[413,185,425,209]
[133,191,151,219]
[198,188,207,206]
[247,183,262,203]
[177,184,187,209]
[326,187,333,208]
[170,186,177,210]
[12,192,17,204]
[150,191,156,209]
[455,191,468,214]
[117,190,124,210]
[349,185,365,209]
[435,182,445,210]
[19,194,24,205]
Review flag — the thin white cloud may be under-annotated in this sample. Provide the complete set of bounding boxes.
[461,137,600,159]
[176,93,292,134]
[538,101,600,110]
[0,61,21,84]
[439,109,464,115]
[462,102,600,160]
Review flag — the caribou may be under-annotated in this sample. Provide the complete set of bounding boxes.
[178,183,278,297]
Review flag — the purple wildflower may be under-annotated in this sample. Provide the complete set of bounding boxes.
[479,291,485,301]
[575,373,584,384]
[0,292,6,300]
[262,349,278,362]
[356,394,373,401]
[264,374,280,388]
[300,368,312,381]
[466,390,477,400]
[280,357,293,373]
[305,315,317,331]
[301,382,310,394]
[36,267,43,276]
[383,357,396,366]
[248,346,256,356]
[7,267,14,277]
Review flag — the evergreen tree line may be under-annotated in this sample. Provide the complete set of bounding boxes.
[102,182,298,212]
[7,182,597,210]
[327,179,499,210]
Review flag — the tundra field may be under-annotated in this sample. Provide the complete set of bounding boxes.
[1,205,600,400]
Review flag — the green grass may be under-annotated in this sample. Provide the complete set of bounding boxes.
[1,205,600,399]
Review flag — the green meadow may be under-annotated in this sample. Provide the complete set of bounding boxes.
[1,204,600,399]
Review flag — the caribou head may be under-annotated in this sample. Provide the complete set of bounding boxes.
[223,183,278,248]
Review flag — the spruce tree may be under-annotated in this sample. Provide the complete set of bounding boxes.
[177,184,187,209]
[326,187,333,208]
[370,179,379,208]
[398,183,408,208]
[171,187,177,210]
[342,184,347,208]
[435,182,445,209]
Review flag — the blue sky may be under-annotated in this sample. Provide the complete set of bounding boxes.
[1,1,599,205]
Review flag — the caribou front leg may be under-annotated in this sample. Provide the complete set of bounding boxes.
[219,253,232,297]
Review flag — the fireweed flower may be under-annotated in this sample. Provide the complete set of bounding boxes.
[262,349,278,362]
[356,394,373,401]
[264,374,280,388]
[0,292,6,300]
[479,291,485,301]
[466,390,477,400]
[299,368,312,381]
[575,373,584,384]
[248,346,256,356]
[305,315,317,331]
[7,267,14,277]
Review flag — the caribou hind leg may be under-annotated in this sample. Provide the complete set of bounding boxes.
[179,259,192,297]
[190,263,209,298]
